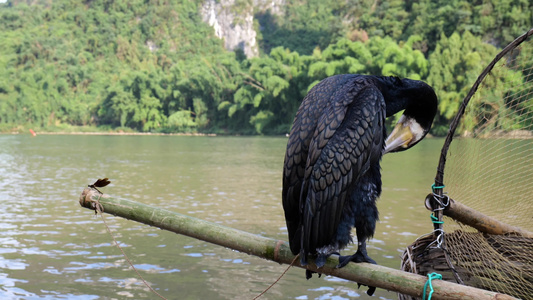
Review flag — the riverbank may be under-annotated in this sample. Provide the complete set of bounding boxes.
[14,131,218,136]
[0,125,250,136]
[2,125,532,139]
[6,130,533,139]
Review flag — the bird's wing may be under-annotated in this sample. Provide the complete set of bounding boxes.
[283,76,340,255]
[301,84,386,255]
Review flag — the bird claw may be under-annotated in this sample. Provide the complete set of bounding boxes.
[357,283,376,296]
[336,250,377,268]
[336,255,352,268]
[315,251,339,268]
[367,286,376,296]
[338,251,377,296]
[305,270,322,280]
[305,269,313,280]
[315,255,326,268]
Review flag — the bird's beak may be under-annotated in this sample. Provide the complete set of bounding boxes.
[383,122,413,154]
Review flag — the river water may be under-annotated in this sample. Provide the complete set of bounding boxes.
[0,134,445,299]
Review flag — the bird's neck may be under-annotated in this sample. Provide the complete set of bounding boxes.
[381,80,437,129]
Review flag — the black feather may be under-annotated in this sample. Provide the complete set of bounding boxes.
[282,74,437,266]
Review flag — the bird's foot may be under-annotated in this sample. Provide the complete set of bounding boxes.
[306,251,339,279]
[336,250,376,268]
[315,251,339,268]
[336,250,377,296]
[305,270,322,280]
[358,283,376,296]
[300,254,308,266]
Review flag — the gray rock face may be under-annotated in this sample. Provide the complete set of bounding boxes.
[200,0,284,58]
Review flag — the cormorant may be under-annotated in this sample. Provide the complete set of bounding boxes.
[282,74,438,295]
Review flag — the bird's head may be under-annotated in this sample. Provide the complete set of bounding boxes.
[381,78,438,154]
[384,114,428,154]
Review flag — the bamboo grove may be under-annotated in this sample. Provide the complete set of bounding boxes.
[0,0,531,135]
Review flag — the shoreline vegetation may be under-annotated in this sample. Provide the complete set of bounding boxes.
[1,126,219,136]
[0,1,531,136]
[18,131,218,136]
[3,127,532,139]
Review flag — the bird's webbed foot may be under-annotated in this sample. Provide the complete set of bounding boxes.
[336,249,376,268]
[304,251,341,280]
[336,247,377,296]
[305,269,322,280]
[315,251,339,268]
[358,283,376,296]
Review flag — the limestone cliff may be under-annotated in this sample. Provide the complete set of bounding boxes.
[200,0,284,58]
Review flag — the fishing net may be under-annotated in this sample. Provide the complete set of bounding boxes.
[400,29,533,300]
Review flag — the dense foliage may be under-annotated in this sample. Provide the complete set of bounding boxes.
[0,0,531,134]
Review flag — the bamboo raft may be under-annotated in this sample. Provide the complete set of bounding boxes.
[79,187,518,300]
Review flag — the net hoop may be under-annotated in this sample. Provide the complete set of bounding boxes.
[430,28,533,228]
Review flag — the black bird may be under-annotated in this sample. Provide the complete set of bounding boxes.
[282,74,437,294]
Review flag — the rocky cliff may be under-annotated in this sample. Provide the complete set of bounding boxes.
[200,0,284,58]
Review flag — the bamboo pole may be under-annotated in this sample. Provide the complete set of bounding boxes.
[425,194,533,238]
[79,188,517,300]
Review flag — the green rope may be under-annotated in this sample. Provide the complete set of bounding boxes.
[422,272,442,300]
[431,183,445,193]
[430,183,446,225]
[425,184,444,298]
[430,214,444,224]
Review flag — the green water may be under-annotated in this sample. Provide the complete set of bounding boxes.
[0,134,444,299]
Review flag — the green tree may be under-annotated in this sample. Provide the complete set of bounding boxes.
[0,0,530,135]
[426,31,524,134]
[220,47,308,134]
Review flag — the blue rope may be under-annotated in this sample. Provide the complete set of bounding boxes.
[422,272,442,300]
